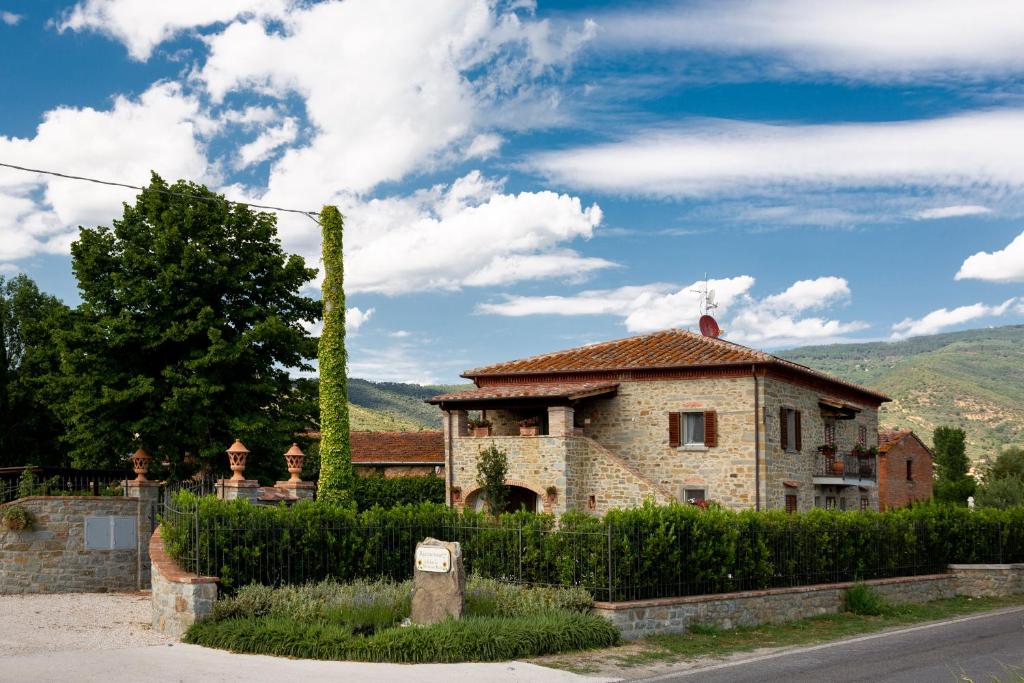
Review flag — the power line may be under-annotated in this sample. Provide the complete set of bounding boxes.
[0,161,323,225]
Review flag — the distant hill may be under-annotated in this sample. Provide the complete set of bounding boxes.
[347,402,428,432]
[345,325,1024,461]
[347,379,470,430]
[782,325,1024,461]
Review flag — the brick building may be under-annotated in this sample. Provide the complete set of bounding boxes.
[876,429,934,510]
[350,431,444,478]
[428,329,889,515]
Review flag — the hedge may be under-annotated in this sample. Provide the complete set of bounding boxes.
[162,495,1024,600]
[353,475,445,511]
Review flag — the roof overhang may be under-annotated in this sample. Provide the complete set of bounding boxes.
[818,398,862,420]
[427,381,619,410]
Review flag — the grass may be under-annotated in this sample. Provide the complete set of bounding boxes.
[187,576,618,662]
[539,594,1024,673]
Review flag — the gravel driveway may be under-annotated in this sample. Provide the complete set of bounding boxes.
[0,592,172,656]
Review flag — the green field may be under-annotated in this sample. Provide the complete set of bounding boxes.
[346,325,1024,460]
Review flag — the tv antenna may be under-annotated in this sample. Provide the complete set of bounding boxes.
[691,273,722,338]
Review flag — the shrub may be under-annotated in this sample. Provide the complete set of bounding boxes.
[1,504,32,531]
[843,583,890,616]
[475,445,508,515]
[163,493,1024,599]
[353,475,445,511]
[184,611,619,663]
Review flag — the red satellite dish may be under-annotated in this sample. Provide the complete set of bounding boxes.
[699,315,721,338]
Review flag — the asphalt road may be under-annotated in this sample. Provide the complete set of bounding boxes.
[639,607,1024,683]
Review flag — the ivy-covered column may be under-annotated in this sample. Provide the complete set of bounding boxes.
[316,206,355,509]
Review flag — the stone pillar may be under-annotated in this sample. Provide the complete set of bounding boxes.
[125,479,162,522]
[444,410,468,440]
[274,480,316,501]
[410,537,465,625]
[548,405,574,436]
[216,479,259,503]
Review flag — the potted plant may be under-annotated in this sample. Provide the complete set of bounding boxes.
[818,444,842,474]
[468,417,491,437]
[545,485,558,502]
[2,505,32,532]
[518,417,541,436]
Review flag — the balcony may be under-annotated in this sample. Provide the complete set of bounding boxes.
[813,451,877,485]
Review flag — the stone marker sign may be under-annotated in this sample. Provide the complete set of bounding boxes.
[410,537,465,624]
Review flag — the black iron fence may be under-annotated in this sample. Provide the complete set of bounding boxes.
[0,466,132,504]
[160,491,1020,601]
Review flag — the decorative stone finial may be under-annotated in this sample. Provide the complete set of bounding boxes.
[131,447,153,482]
[284,443,305,483]
[226,439,250,481]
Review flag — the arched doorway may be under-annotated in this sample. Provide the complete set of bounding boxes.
[466,484,541,513]
[504,485,539,513]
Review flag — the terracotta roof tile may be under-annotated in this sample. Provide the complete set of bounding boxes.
[349,431,444,464]
[428,381,619,404]
[878,429,915,454]
[461,328,888,401]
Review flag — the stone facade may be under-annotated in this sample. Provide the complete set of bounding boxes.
[878,434,934,510]
[593,574,958,639]
[762,377,879,512]
[445,373,882,514]
[355,465,441,478]
[149,527,218,638]
[0,496,146,594]
[951,563,1024,597]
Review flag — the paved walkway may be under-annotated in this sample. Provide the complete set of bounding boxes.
[0,593,612,683]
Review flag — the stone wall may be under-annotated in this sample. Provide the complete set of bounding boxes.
[951,564,1024,597]
[0,496,146,594]
[762,377,879,512]
[451,435,570,514]
[355,465,442,478]
[593,574,957,639]
[580,377,759,509]
[149,527,218,638]
[566,437,675,514]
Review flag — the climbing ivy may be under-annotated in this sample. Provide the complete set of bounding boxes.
[316,206,355,509]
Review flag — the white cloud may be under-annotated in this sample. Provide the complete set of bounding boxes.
[346,306,374,332]
[234,117,298,169]
[340,171,606,294]
[2,11,22,25]
[389,330,411,338]
[0,263,19,275]
[530,110,1024,199]
[891,298,1019,339]
[198,0,593,204]
[465,133,504,160]
[916,205,992,220]
[57,0,289,60]
[0,83,212,260]
[479,275,867,346]
[956,230,1024,283]
[597,0,1024,80]
[348,344,441,384]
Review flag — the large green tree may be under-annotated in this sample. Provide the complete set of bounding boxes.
[58,174,320,479]
[315,206,355,508]
[0,274,70,467]
[933,426,976,504]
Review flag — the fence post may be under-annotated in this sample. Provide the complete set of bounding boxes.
[606,520,613,602]
[194,503,200,575]
[518,523,523,584]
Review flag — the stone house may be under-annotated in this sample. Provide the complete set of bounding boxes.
[876,429,934,510]
[351,431,445,478]
[428,329,889,515]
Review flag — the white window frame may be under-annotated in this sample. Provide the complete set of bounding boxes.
[683,488,706,503]
[682,411,705,446]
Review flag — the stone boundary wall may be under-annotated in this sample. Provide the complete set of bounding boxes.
[150,526,218,638]
[0,496,145,594]
[593,568,1024,639]
[951,564,1024,597]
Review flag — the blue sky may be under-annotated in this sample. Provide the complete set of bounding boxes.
[2,0,1023,383]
